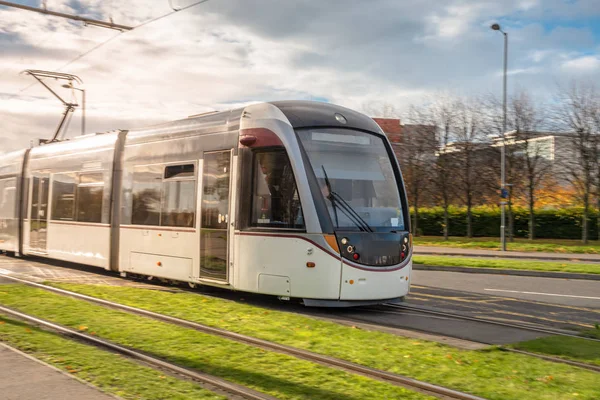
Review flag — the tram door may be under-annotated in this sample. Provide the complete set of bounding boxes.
[200,151,232,282]
[30,173,49,253]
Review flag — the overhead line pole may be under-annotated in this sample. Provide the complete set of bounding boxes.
[0,0,133,31]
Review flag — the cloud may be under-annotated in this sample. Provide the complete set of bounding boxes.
[561,55,600,71]
[0,0,599,154]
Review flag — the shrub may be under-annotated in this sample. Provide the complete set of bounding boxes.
[413,206,599,239]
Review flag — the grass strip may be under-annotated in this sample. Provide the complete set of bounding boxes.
[510,334,600,367]
[49,282,600,400]
[0,284,430,400]
[0,316,223,400]
[412,255,600,274]
[414,237,600,254]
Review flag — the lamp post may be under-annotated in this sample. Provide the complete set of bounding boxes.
[491,23,508,252]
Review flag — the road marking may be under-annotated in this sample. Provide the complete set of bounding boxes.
[485,288,600,300]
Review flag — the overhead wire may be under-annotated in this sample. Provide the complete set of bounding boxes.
[11,0,212,95]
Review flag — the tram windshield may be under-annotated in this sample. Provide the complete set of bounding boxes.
[297,128,405,232]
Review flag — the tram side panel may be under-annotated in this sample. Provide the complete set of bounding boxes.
[234,233,343,299]
[23,134,120,269]
[118,130,239,284]
[0,150,27,254]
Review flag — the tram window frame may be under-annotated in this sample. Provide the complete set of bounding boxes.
[76,172,104,223]
[51,173,77,221]
[249,149,305,231]
[50,171,105,223]
[0,177,17,220]
[131,162,197,228]
[161,164,196,228]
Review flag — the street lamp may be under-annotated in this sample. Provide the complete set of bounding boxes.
[491,23,508,252]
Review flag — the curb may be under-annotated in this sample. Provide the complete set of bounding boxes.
[413,264,600,281]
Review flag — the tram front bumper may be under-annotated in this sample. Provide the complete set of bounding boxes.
[338,260,412,301]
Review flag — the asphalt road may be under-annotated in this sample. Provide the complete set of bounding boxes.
[412,270,600,308]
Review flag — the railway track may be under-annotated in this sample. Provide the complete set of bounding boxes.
[0,304,275,400]
[381,303,600,343]
[0,273,485,400]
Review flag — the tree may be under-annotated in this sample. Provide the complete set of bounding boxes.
[452,97,490,238]
[509,91,551,240]
[429,94,459,240]
[554,82,600,244]
[402,106,438,235]
[483,90,552,240]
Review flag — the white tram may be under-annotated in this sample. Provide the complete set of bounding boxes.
[0,101,412,306]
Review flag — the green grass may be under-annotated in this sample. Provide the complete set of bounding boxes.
[413,255,600,274]
[0,317,223,400]
[0,285,430,400]
[39,282,600,400]
[581,326,600,340]
[414,236,600,254]
[511,334,600,367]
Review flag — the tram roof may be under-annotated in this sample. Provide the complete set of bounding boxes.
[270,100,382,133]
[18,101,382,159]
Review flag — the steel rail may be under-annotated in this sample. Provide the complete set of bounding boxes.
[383,303,600,343]
[0,273,485,400]
[501,348,600,373]
[0,304,276,400]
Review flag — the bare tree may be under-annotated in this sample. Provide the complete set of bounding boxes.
[483,90,551,240]
[592,99,600,241]
[482,94,520,241]
[451,97,489,238]
[429,94,459,240]
[402,106,438,235]
[509,91,550,240]
[554,82,600,244]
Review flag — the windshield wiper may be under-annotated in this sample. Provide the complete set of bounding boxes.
[321,166,373,232]
[321,166,339,228]
[330,191,373,232]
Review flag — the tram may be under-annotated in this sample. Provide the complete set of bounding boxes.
[0,101,412,306]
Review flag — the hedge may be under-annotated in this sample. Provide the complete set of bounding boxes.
[413,206,599,240]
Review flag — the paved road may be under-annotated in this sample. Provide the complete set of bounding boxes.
[412,270,600,308]
[414,245,600,262]
[0,344,115,400]
[406,270,600,332]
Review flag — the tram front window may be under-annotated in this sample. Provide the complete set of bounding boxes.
[297,128,405,232]
[250,150,304,229]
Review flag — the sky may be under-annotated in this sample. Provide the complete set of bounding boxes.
[1,0,600,153]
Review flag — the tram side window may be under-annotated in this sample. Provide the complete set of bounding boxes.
[77,173,104,223]
[161,164,195,228]
[131,165,162,226]
[51,173,77,221]
[0,178,16,219]
[251,151,304,229]
[131,164,196,227]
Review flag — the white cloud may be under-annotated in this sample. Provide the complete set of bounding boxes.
[502,67,541,76]
[0,0,599,153]
[528,49,553,63]
[562,55,600,71]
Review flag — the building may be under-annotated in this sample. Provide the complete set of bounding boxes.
[372,118,437,167]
